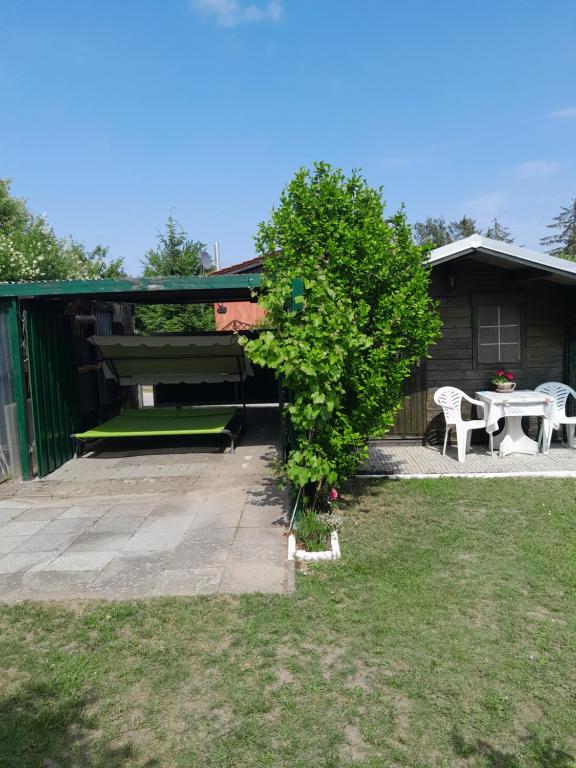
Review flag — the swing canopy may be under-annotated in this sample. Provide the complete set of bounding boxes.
[73,334,251,453]
[88,334,252,386]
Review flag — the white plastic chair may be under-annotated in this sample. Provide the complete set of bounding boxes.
[535,382,576,451]
[434,386,492,463]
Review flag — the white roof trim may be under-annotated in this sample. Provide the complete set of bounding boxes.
[428,235,576,280]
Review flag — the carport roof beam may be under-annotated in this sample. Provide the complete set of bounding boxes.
[0,274,261,303]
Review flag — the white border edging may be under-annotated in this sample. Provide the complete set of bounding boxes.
[287,530,341,562]
[357,471,576,480]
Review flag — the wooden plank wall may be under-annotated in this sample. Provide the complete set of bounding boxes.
[390,361,426,436]
[424,258,569,443]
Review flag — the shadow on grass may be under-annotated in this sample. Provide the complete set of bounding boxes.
[0,681,160,768]
[452,731,574,768]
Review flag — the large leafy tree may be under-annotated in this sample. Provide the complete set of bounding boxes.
[244,163,440,509]
[136,216,215,334]
[0,179,124,280]
[541,199,576,261]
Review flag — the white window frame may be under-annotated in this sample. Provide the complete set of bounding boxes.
[474,302,524,367]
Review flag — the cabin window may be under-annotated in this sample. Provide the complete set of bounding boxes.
[476,304,522,364]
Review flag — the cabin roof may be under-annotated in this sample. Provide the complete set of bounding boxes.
[212,256,263,275]
[429,235,576,284]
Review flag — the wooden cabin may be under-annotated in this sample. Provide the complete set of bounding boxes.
[208,237,576,442]
[389,236,576,443]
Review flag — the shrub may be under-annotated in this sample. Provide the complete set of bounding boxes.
[244,162,440,510]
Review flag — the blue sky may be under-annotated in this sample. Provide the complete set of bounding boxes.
[1,0,575,273]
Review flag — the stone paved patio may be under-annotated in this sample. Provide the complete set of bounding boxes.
[0,409,290,601]
[362,441,576,477]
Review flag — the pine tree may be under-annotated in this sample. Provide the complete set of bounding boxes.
[448,216,478,240]
[136,216,215,334]
[541,199,576,261]
[484,218,514,243]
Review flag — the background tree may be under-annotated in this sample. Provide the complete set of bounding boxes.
[0,179,124,280]
[484,218,514,243]
[412,217,452,248]
[413,215,480,247]
[0,179,28,231]
[541,199,576,261]
[448,215,478,240]
[244,163,440,510]
[136,216,215,334]
[413,213,515,248]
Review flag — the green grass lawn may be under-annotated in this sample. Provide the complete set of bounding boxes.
[1,478,575,767]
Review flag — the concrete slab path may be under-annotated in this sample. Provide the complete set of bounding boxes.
[0,409,290,601]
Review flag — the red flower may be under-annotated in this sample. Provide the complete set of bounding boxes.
[505,372,514,381]
[496,370,505,376]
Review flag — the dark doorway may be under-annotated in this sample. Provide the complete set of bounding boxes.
[388,361,427,439]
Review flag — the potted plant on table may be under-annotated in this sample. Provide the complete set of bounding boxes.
[491,370,516,393]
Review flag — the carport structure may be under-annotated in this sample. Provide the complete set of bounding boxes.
[0,274,261,481]
[0,273,294,599]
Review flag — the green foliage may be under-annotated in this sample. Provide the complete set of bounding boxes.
[244,162,441,507]
[541,198,576,261]
[412,216,453,247]
[413,214,514,248]
[136,216,215,334]
[0,179,125,281]
[484,217,514,243]
[296,510,331,551]
[0,179,27,231]
[449,215,478,240]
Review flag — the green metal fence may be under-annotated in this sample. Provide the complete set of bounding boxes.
[0,302,18,480]
[26,309,79,478]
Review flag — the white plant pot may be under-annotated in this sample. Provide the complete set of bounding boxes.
[287,530,341,562]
